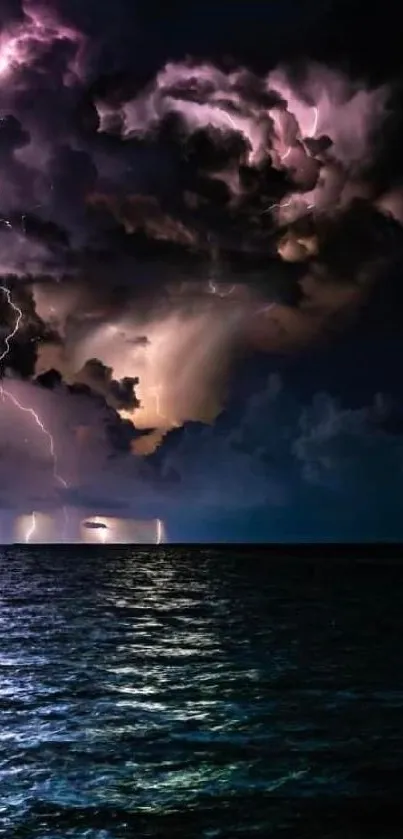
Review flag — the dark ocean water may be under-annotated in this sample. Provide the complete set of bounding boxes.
[1,547,403,838]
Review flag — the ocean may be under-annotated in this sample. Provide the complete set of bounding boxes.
[0,546,402,838]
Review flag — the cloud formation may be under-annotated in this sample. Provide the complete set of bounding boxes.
[0,0,403,537]
[2,368,401,541]
[150,376,403,541]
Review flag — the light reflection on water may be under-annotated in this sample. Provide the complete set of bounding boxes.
[1,547,403,837]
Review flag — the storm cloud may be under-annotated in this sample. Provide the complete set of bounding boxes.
[1,0,403,539]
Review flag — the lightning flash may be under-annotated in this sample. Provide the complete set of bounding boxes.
[156,518,164,544]
[0,285,69,539]
[25,512,36,544]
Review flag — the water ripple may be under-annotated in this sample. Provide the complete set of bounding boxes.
[1,547,403,837]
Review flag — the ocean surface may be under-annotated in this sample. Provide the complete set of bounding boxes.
[0,547,403,838]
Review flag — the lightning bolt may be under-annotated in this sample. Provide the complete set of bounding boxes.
[280,146,292,162]
[25,512,36,544]
[156,518,164,544]
[262,197,316,217]
[0,386,69,493]
[262,198,293,216]
[149,384,180,428]
[0,286,23,365]
[93,516,108,543]
[224,112,238,133]
[309,106,319,138]
[149,384,163,419]
[0,284,69,542]
[275,105,319,164]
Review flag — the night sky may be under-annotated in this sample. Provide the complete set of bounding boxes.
[1,0,403,542]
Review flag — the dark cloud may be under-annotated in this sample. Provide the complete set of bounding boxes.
[150,375,403,541]
[83,519,107,529]
[74,358,140,411]
[0,0,403,538]
[2,363,403,541]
